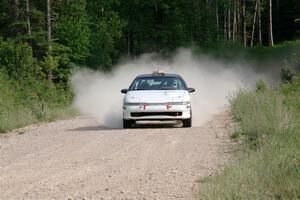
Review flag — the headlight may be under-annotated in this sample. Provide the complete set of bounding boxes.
[123,102,141,106]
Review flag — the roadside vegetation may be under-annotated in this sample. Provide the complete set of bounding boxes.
[199,53,300,199]
[0,38,76,133]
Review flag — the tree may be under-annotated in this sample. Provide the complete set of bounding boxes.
[258,0,262,45]
[243,0,247,46]
[14,0,19,21]
[47,0,51,46]
[53,0,91,63]
[251,0,259,47]
[216,2,219,39]
[233,0,237,42]
[224,5,228,41]
[228,0,231,41]
[46,0,52,81]
[87,0,124,69]
[25,0,32,36]
[269,0,274,46]
[14,0,21,36]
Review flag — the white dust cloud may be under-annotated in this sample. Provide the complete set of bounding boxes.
[72,49,265,128]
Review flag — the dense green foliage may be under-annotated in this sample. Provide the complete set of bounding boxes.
[87,0,125,70]
[0,69,75,132]
[53,0,91,64]
[0,0,299,71]
[0,37,74,132]
[199,56,300,199]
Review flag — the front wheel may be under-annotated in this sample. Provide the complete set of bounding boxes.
[123,119,133,129]
[182,118,192,128]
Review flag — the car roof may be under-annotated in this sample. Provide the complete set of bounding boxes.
[136,73,182,78]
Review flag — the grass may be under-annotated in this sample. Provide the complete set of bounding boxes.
[0,105,77,133]
[198,81,300,200]
[0,70,77,133]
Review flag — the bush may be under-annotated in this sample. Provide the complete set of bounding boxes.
[0,38,75,133]
[0,37,42,80]
[255,79,267,92]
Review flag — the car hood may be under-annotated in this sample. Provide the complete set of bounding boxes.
[125,90,189,103]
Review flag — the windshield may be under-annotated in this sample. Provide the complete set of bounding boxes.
[129,76,186,91]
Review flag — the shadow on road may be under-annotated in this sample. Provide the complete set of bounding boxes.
[68,126,119,132]
[68,122,183,132]
[133,123,182,129]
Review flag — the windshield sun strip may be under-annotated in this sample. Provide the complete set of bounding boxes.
[124,102,189,106]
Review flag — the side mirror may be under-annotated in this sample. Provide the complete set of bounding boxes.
[121,89,128,94]
[188,88,195,93]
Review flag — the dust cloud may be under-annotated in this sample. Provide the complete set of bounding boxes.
[72,49,265,128]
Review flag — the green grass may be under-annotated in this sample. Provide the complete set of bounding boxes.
[0,105,77,133]
[198,81,300,200]
[0,37,79,133]
[0,70,77,133]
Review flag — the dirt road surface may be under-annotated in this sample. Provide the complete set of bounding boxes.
[0,111,233,200]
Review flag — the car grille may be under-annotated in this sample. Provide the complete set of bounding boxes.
[131,112,182,117]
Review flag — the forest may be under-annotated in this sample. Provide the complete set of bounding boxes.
[1,0,299,71]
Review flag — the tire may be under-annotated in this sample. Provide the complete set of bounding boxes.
[182,118,192,128]
[123,119,132,129]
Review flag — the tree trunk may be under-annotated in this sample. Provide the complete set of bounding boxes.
[243,0,247,46]
[228,1,231,41]
[127,31,130,56]
[47,0,53,82]
[14,0,19,20]
[47,0,52,45]
[269,0,274,46]
[233,0,237,43]
[216,2,219,39]
[251,0,258,47]
[224,9,227,41]
[14,0,21,36]
[237,0,241,42]
[26,0,32,36]
[258,0,262,45]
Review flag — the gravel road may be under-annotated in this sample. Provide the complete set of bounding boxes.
[0,111,233,200]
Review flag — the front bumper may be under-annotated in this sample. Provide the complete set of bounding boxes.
[123,104,191,120]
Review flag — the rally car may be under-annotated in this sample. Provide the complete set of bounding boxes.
[121,70,195,128]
